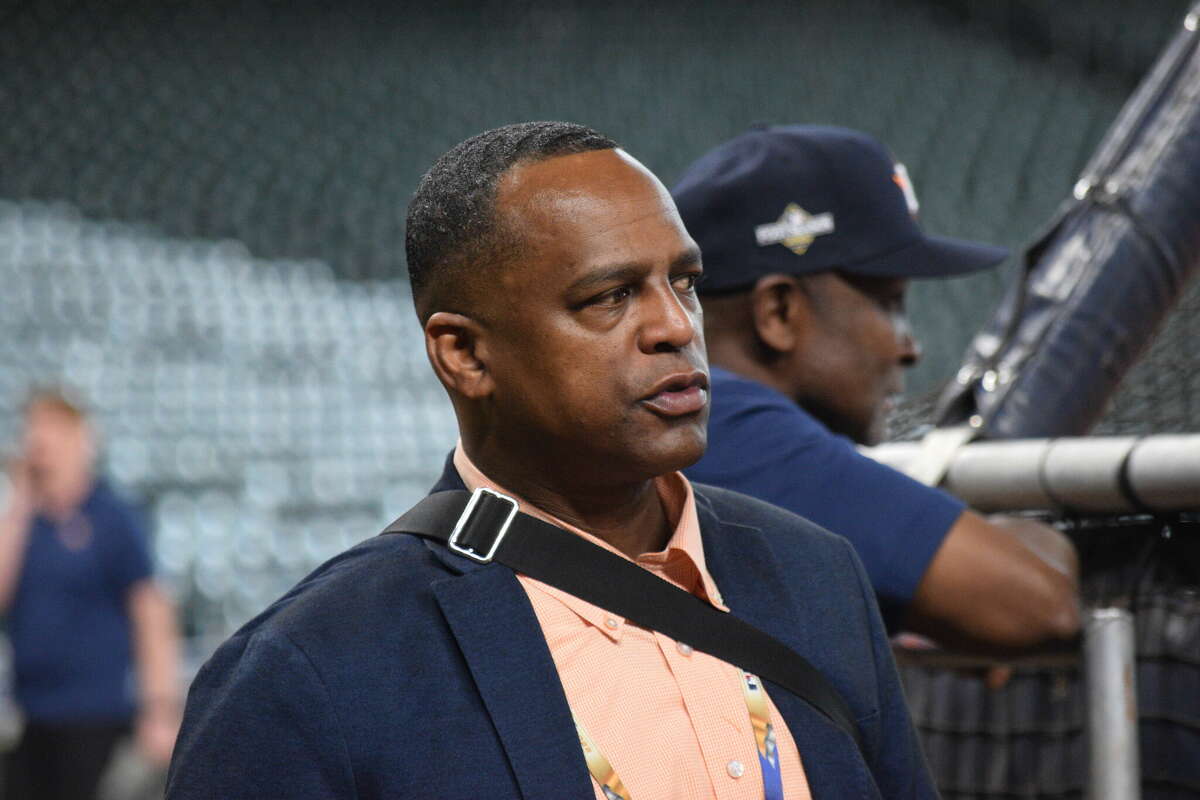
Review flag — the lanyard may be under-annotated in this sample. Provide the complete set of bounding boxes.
[574,670,784,800]
[742,671,785,800]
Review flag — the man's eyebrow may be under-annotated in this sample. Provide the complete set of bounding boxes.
[565,263,645,295]
[564,247,704,295]
[670,246,703,271]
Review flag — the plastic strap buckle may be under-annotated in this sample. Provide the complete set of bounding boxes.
[447,487,519,564]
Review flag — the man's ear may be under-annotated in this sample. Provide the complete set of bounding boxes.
[750,275,808,353]
[425,312,495,400]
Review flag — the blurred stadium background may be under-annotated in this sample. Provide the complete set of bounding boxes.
[1,0,1198,796]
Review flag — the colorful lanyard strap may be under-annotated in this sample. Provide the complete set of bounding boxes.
[574,670,784,800]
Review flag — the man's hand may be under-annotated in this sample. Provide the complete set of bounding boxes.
[985,514,1078,580]
[0,457,38,610]
[3,457,35,516]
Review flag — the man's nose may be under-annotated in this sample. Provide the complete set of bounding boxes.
[894,314,921,367]
[640,285,697,353]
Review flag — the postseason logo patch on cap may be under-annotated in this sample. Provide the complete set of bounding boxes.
[754,203,835,256]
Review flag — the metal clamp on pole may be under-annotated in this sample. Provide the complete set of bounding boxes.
[1085,608,1141,800]
[902,425,978,488]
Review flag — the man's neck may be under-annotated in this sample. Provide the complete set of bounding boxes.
[465,448,671,560]
[707,343,795,401]
[36,470,93,520]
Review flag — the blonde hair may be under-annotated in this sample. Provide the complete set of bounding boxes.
[23,386,90,423]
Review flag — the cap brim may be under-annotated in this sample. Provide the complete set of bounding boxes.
[844,234,1008,279]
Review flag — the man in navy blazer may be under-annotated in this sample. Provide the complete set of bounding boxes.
[166,122,937,799]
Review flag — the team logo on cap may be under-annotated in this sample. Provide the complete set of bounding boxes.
[892,163,920,216]
[754,203,835,255]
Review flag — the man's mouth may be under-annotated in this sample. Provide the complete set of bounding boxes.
[640,371,709,417]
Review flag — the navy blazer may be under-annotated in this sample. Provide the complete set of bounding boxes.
[167,464,936,799]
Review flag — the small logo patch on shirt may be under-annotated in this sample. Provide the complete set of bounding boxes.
[754,203,835,255]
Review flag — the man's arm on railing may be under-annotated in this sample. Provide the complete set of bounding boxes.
[904,510,1080,655]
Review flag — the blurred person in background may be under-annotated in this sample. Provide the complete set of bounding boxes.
[0,388,181,800]
[677,125,1080,657]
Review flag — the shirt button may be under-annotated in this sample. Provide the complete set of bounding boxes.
[727,760,745,778]
[677,642,693,656]
[604,617,619,630]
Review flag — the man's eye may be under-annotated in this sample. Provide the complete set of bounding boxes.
[673,274,700,293]
[593,286,633,306]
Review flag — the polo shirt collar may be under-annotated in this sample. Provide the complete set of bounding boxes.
[451,441,729,625]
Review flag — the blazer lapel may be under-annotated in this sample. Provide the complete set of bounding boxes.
[695,495,876,799]
[432,558,593,800]
[424,456,591,798]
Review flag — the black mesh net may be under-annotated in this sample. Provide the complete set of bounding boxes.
[1095,280,1200,435]
[2,0,1194,421]
[901,514,1200,799]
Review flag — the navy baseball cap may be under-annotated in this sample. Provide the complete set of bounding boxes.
[672,125,1008,293]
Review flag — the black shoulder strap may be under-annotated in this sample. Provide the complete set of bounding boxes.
[382,489,863,750]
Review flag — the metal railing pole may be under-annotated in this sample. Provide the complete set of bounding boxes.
[1085,608,1141,800]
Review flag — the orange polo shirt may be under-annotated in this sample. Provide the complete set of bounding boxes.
[454,444,812,800]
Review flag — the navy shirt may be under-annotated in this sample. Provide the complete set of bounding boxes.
[9,479,153,723]
[687,366,965,632]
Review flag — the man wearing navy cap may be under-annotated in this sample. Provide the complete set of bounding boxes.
[677,125,1079,652]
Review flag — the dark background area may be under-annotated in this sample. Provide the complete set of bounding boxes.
[2,0,1193,397]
